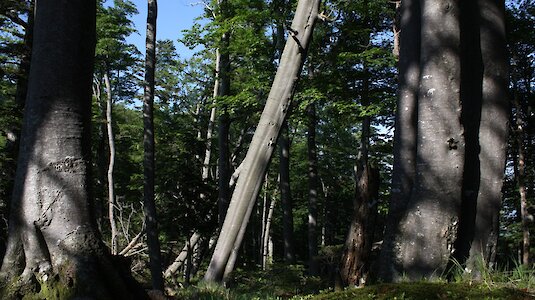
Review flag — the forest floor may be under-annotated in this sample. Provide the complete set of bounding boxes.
[168,264,535,299]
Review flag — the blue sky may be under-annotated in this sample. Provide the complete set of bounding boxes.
[124,0,205,58]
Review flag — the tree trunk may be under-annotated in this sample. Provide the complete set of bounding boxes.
[307,102,319,276]
[0,1,146,298]
[514,94,529,266]
[204,0,321,282]
[143,0,164,291]
[377,0,420,282]
[104,69,118,256]
[340,68,380,286]
[217,26,231,226]
[164,232,202,278]
[262,196,276,270]
[396,0,463,280]
[279,122,295,263]
[460,0,509,277]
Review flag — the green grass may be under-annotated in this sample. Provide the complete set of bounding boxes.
[311,282,534,300]
[167,263,535,300]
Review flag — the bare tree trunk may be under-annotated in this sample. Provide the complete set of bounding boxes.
[514,94,529,266]
[340,66,380,285]
[143,0,164,291]
[279,122,295,263]
[307,102,319,276]
[0,1,147,297]
[104,70,118,255]
[395,0,463,280]
[164,232,202,277]
[217,27,231,226]
[377,0,420,282]
[204,0,321,282]
[262,196,276,270]
[461,0,509,277]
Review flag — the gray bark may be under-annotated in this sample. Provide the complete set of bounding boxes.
[377,0,420,282]
[203,0,321,282]
[457,0,509,276]
[0,1,146,298]
[143,0,164,291]
[396,0,463,280]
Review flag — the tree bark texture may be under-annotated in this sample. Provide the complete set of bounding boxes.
[379,0,509,282]
[340,88,380,286]
[393,0,464,280]
[377,0,420,282]
[0,1,146,298]
[456,0,509,276]
[204,0,321,282]
[143,0,164,291]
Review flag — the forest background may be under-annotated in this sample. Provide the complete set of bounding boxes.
[0,0,533,298]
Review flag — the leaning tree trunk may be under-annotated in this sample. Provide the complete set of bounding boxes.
[377,0,420,282]
[143,0,164,291]
[203,0,321,283]
[0,1,146,298]
[395,0,463,280]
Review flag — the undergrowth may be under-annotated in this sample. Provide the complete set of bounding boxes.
[167,262,535,300]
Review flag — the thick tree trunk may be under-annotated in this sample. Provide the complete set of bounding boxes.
[204,0,321,282]
[104,70,118,255]
[307,102,319,276]
[0,1,146,298]
[143,0,164,291]
[461,0,509,276]
[279,122,295,263]
[377,0,420,282]
[396,0,463,280]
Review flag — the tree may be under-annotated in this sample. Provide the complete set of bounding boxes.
[143,0,164,291]
[0,1,145,298]
[204,0,322,282]
[377,0,419,282]
[455,0,509,276]
[279,122,296,263]
[306,101,320,276]
[93,0,140,253]
[379,0,509,281]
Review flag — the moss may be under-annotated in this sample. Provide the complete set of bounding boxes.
[311,282,535,300]
[22,274,75,300]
